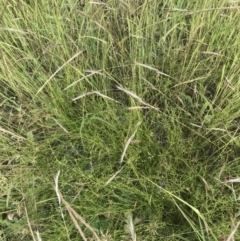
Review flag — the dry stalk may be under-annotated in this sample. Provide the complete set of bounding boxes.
[54,171,100,241]
[25,206,37,241]
[36,50,85,95]
[72,91,119,103]
[119,121,141,165]
[227,221,240,241]
[0,126,26,140]
[104,166,124,186]
[116,86,159,111]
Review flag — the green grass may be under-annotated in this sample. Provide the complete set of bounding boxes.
[1,0,240,240]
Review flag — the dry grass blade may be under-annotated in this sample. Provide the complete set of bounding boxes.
[127,106,152,110]
[136,62,171,77]
[202,51,223,56]
[190,123,202,128]
[65,200,100,241]
[52,118,69,133]
[226,178,240,183]
[54,171,101,241]
[116,86,144,103]
[35,230,42,241]
[104,166,124,186]
[104,121,142,186]
[64,71,103,91]
[25,206,37,241]
[173,76,206,87]
[36,50,85,95]
[227,221,240,241]
[0,126,26,140]
[207,127,227,132]
[120,121,141,164]
[68,211,87,241]
[126,212,136,241]
[117,86,159,111]
[54,171,61,205]
[72,91,119,103]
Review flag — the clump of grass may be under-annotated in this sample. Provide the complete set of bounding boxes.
[1,0,240,240]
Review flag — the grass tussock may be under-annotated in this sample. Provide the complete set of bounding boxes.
[1,0,240,240]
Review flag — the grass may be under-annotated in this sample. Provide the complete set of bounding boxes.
[0,0,240,240]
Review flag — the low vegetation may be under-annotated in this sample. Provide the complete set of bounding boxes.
[0,0,240,240]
